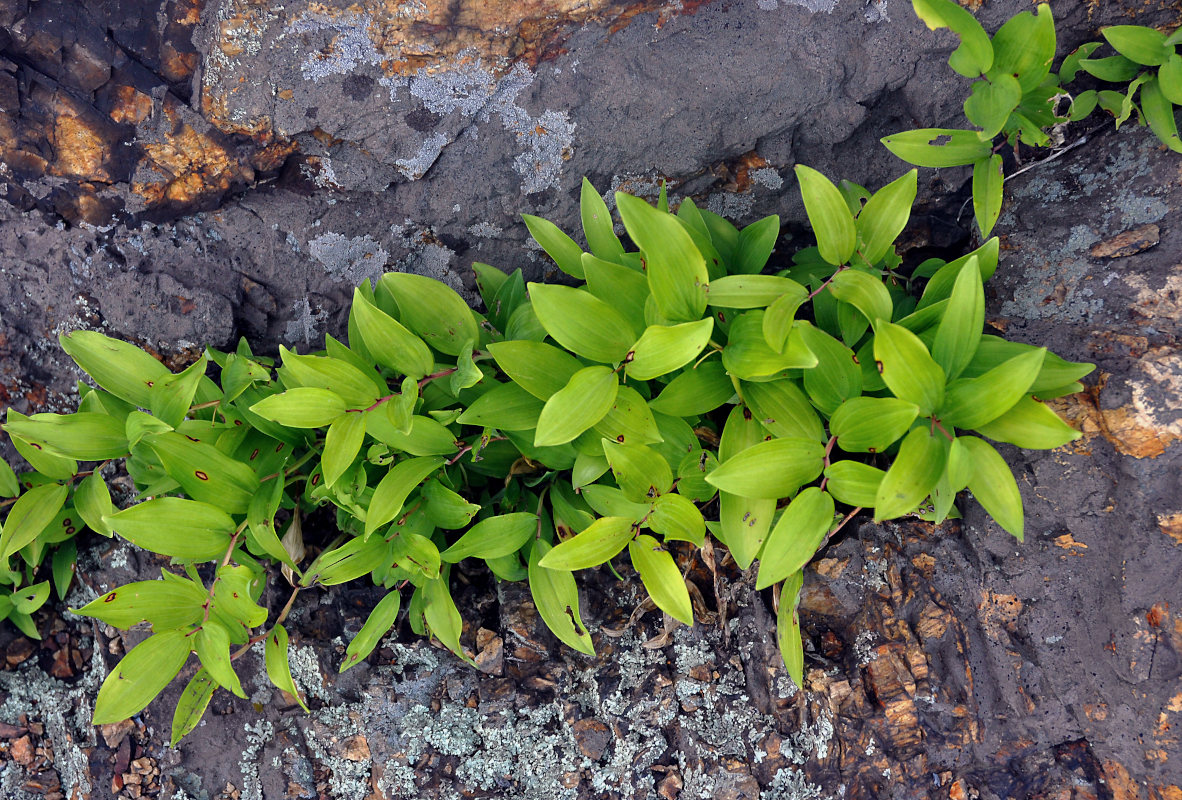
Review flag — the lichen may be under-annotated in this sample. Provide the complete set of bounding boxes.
[306,232,389,285]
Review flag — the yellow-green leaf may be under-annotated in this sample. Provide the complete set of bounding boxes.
[93,630,190,725]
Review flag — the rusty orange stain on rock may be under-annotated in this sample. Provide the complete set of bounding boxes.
[1157,514,1182,546]
[1152,786,1182,800]
[108,86,154,126]
[978,591,1022,641]
[1049,388,1180,460]
[1089,223,1160,259]
[1053,533,1088,554]
[50,115,110,181]
[137,123,248,207]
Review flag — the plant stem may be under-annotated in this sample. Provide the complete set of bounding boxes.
[201,520,249,624]
[807,265,848,300]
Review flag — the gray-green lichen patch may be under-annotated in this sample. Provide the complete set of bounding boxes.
[307,232,389,285]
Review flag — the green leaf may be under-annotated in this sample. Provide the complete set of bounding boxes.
[11,580,50,615]
[939,348,1044,429]
[457,382,544,431]
[148,431,259,514]
[971,155,1005,239]
[776,570,805,688]
[880,128,993,168]
[628,534,693,625]
[719,493,777,571]
[1159,54,1182,105]
[4,412,128,461]
[340,590,401,672]
[1080,55,1141,83]
[830,396,920,453]
[265,624,309,711]
[795,323,863,416]
[379,273,480,357]
[648,493,705,546]
[580,485,649,522]
[1140,77,1182,153]
[580,178,625,261]
[422,574,474,665]
[829,269,893,328]
[277,347,381,408]
[626,319,714,381]
[912,0,994,76]
[528,539,595,655]
[735,215,780,274]
[74,473,115,536]
[171,668,217,747]
[707,275,807,309]
[321,412,367,489]
[964,74,1022,139]
[538,516,635,570]
[351,288,434,379]
[824,461,885,507]
[249,388,347,428]
[505,302,548,342]
[756,488,834,590]
[104,498,235,561]
[603,440,673,502]
[649,360,734,416]
[1,483,68,561]
[795,165,856,266]
[931,255,985,380]
[762,291,808,352]
[387,531,442,581]
[486,269,527,333]
[440,512,535,562]
[615,201,710,324]
[196,622,246,698]
[723,311,818,380]
[535,366,619,447]
[421,479,480,530]
[1102,25,1172,66]
[365,456,445,537]
[366,414,458,456]
[449,341,483,395]
[743,379,825,441]
[527,283,636,363]
[93,630,190,725]
[855,170,918,264]
[52,540,77,600]
[246,477,297,570]
[874,322,946,415]
[71,573,206,630]
[959,436,1024,539]
[488,340,582,400]
[59,330,169,408]
[150,356,209,429]
[0,459,18,498]
[473,262,508,315]
[874,427,948,522]
[706,437,825,499]
[1060,42,1103,82]
[988,3,1056,92]
[583,253,649,334]
[973,396,1081,449]
[917,238,999,310]
[523,214,585,279]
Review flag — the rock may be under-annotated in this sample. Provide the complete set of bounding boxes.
[99,718,136,749]
[337,734,370,762]
[571,718,611,761]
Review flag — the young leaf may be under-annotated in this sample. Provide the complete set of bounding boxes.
[648,493,706,546]
[762,290,808,352]
[649,360,735,416]
[617,193,710,323]
[341,589,401,672]
[988,3,1056,92]
[171,668,218,747]
[351,288,434,379]
[580,178,625,261]
[150,355,209,429]
[249,388,347,428]
[735,215,780,275]
[0,483,68,561]
[93,630,191,725]
[855,170,918,264]
[795,165,856,266]
[603,440,673,502]
[104,498,236,561]
[828,269,893,327]
[959,436,1024,539]
[379,273,480,356]
[535,366,619,447]
[527,283,636,363]
[964,75,1022,139]
[880,128,993,168]
[59,330,169,408]
[1102,25,1172,66]
[148,431,260,514]
[320,412,367,489]
[74,473,115,537]
[874,427,948,522]
[528,539,595,655]
[4,413,129,461]
[723,311,817,379]
[629,535,693,625]
[706,438,825,499]
[795,323,863,416]
[488,340,582,400]
[439,512,535,562]
[523,214,586,279]
[365,456,445,537]
[538,516,636,570]
[707,275,807,309]
[196,622,246,698]
[743,379,825,441]
[874,322,946,415]
[246,477,298,570]
[971,155,1005,239]
[421,479,480,530]
[931,256,985,380]
[777,570,806,688]
[0,459,18,498]
[457,382,544,431]
[939,348,1044,429]
[265,625,309,711]
[824,461,886,507]
[756,487,835,590]
[973,396,1082,449]
[626,319,714,381]
[912,0,994,77]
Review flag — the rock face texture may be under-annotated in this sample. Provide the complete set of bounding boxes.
[1,1,1181,799]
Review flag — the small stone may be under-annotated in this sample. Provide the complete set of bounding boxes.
[0,722,27,738]
[10,735,34,765]
[99,719,135,749]
[474,634,503,676]
[338,735,370,762]
[571,718,611,761]
[687,664,711,682]
[6,637,34,666]
[658,772,684,800]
